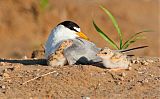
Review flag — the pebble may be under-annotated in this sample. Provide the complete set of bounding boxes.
[120,77,124,81]
[3,69,8,73]
[81,96,90,99]
[138,79,149,84]
[0,62,5,66]
[154,77,160,80]
[0,76,3,80]
[149,74,154,77]
[144,79,149,83]
[146,59,154,63]
[13,65,21,71]
[115,81,121,85]
[121,72,126,77]
[138,71,144,74]
[1,85,5,89]
[128,67,132,71]
[36,69,40,71]
[23,56,28,59]
[52,71,59,77]
[141,61,149,66]
[2,73,10,78]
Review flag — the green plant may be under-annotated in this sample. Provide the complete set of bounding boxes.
[93,6,151,50]
[40,0,49,10]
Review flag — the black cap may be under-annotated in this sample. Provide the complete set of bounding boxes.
[58,21,80,32]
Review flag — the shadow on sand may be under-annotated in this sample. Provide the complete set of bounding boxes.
[0,58,105,68]
[0,58,47,66]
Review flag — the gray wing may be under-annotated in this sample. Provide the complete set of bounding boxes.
[64,38,102,65]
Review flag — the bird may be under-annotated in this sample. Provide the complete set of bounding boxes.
[45,21,89,59]
[47,40,73,66]
[96,46,148,70]
[45,21,102,66]
[97,47,130,70]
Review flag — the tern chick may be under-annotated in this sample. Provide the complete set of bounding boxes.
[47,40,73,66]
[97,47,130,69]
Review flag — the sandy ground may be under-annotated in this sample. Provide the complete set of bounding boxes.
[0,56,159,98]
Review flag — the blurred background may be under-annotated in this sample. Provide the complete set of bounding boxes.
[0,0,159,58]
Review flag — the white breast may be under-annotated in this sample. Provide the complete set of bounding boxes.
[45,25,78,59]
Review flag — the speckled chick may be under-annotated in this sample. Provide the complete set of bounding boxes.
[97,47,130,69]
[47,40,73,67]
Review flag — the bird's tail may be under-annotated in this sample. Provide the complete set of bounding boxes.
[117,46,148,53]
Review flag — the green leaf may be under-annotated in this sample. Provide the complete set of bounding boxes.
[100,5,123,49]
[123,35,146,49]
[40,0,49,10]
[93,21,119,49]
[122,30,151,49]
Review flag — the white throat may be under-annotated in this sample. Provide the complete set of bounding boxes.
[45,25,79,58]
[54,25,79,42]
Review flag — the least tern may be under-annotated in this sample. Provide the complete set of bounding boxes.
[45,21,102,66]
[45,21,88,59]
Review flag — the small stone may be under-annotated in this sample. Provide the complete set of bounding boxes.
[154,77,160,80]
[0,62,5,66]
[146,59,154,63]
[0,76,3,80]
[120,77,124,81]
[13,65,21,70]
[1,85,5,89]
[101,72,106,75]
[2,73,10,78]
[128,79,134,82]
[117,81,121,85]
[4,69,8,73]
[53,72,59,77]
[144,79,149,83]
[6,79,12,83]
[36,69,40,71]
[138,71,144,74]
[122,72,126,77]
[149,74,154,77]
[137,80,143,83]
[81,96,90,99]
[23,56,28,59]
[137,60,140,64]
[129,62,132,66]
[141,61,149,66]
[128,67,132,71]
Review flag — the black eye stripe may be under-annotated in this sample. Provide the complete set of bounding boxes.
[70,27,79,32]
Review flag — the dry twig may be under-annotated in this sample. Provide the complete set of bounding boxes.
[22,71,56,85]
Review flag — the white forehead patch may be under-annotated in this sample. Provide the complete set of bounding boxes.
[73,27,80,32]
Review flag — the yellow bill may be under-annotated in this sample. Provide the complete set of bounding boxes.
[76,32,89,40]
